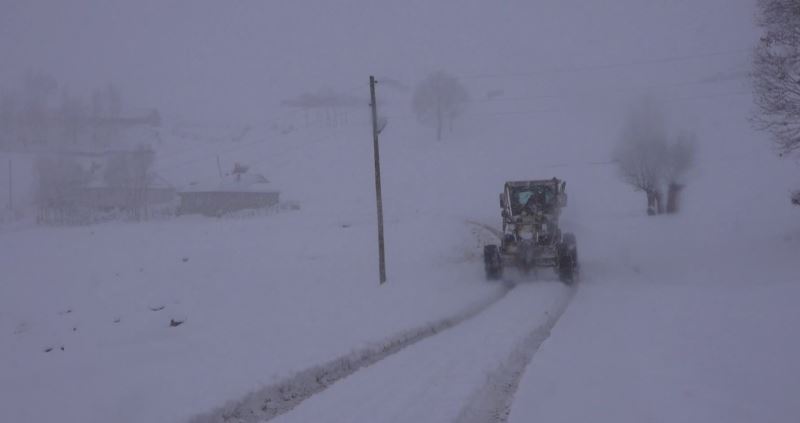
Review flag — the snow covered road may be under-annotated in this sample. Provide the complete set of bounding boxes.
[183,222,577,423]
[267,281,574,423]
[190,278,514,423]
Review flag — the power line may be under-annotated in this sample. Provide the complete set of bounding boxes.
[663,90,751,103]
[381,89,751,121]
[458,48,751,80]
[467,72,749,105]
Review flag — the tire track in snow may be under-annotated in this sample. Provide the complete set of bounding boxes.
[188,283,514,423]
[454,282,577,423]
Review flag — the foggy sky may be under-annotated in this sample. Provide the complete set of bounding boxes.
[0,0,758,124]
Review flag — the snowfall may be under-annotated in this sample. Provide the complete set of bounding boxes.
[2,1,800,423]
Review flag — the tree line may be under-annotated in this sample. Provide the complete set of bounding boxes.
[753,0,800,206]
[0,70,158,151]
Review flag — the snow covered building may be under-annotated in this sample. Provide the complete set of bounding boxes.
[177,173,279,217]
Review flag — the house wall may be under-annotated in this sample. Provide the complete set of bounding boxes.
[177,191,279,217]
[72,187,176,210]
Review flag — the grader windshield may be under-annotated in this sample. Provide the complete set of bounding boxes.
[503,179,565,216]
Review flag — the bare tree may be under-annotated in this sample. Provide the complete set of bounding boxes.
[21,70,58,146]
[752,0,800,156]
[104,146,155,220]
[614,97,670,215]
[412,71,469,141]
[88,83,126,145]
[614,96,697,215]
[34,156,90,223]
[0,90,17,148]
[59,90,88,146]
[0,73,139,151]
[664,131,696,213]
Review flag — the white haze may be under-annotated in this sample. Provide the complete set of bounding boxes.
[0,0,757,126]
[2,2,799,423]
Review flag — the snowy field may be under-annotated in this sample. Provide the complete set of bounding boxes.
[509,159,800,423]
[0,200,502,422]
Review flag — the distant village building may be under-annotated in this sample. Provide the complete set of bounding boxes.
[178,173,279,217]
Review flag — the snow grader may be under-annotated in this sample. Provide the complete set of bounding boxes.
[483,178,578,284]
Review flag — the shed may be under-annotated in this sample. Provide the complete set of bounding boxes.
[177,174,279,217]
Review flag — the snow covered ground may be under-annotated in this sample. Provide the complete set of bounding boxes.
[509,157,800,423]
[0,205,504,422]
[269,282,572,423]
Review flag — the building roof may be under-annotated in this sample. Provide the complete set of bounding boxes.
[181,173,277,193]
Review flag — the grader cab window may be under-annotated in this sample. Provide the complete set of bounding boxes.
[511,185,555,214]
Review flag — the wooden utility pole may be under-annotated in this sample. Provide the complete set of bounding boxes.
[370,76,387,284]
[7,159,12,212]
